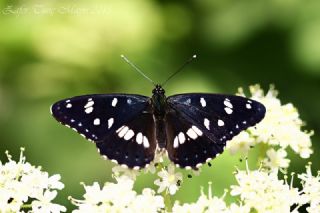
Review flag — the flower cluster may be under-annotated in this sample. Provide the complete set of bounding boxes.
[154,164,183,195]
[227,85,313,169]
[172,183,232,213]
[0,148,66,212]
[70,175,164,212]
[1,85,318,212]
[298,163,320,212]
[230,164,300,212]
[70,85,317,212]
[172,163,320,213]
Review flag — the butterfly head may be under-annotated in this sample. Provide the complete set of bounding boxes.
[152,84,165,95]
[152,84,166,116]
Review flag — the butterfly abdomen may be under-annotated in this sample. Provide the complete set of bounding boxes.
[155,119,167,148]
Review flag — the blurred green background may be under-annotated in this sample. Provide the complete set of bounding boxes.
[1,0,320,210]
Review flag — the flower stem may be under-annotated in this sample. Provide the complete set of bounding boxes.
[21,204,32,209]
[162,190,172,212]
[258,142,269,164]
[157,162,173,212]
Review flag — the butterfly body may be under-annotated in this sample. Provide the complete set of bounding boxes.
[51,84,266,170]
[152,85,168,149]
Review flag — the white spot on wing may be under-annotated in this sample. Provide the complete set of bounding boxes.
[66,100,71,103]
[200,97,206,107]
[124,129,135,140]
[246,103,252,109]
[66,103,72,108]
[225,107,233,114]
[118,126,129,138]
[108,118,114,129]
[187,128,197,139]
[178,132,185,144]
[204,118,210,130]
[116,126,124,133]
[84,100,94,108]
[136,133,143,144]
[192,126,203,136]
[185,166,191,170]
[224,99,233,108]
[218,119,224,126]
[93,118,100,126]
[173,136,179,148]
[85,107,93,114]
[143,136,150,148]
[112,98,118,107]
[196,163,202,168]
[127,99,132,104]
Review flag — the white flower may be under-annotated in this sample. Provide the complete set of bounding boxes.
[298,163,320,208]
[112,164,140,180]
[231,85,313,159]
[0,148,66,213]
[71,175,164,212]
[230,164,300,212]
[154,164,182,195]
[143,150,164,174]
[131,188,165,212]
[172,183,229,213]
[263,148,290,169]
[81,182,104,205]
[228,203,250,213]
[32,190,67,213]
[111,151,166,179]
[227,131,255,155]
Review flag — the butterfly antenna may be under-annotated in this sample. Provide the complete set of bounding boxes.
[121,55,156,86]
[161,54,197,86]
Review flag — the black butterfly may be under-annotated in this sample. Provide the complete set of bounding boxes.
[51,55,266,170]
[51,84,265,170]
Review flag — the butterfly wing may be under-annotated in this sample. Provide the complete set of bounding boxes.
[166,94,266,169]
[51,94,156,168]
[165,108,225,169]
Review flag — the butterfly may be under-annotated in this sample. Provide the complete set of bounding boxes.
[50,55,266,170]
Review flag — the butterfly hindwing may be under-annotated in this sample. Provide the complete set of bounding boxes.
[165,108,225,169]
[51,94,150,142]
[96,111,156,168]
[166,94,266,168]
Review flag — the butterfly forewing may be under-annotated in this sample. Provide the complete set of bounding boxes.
[51,94,150,141]
[51,94,157,168]
[166,94,266,168]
